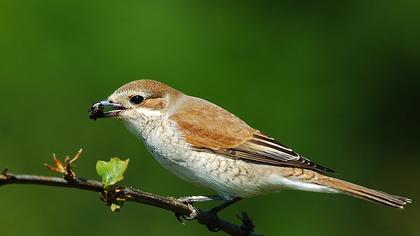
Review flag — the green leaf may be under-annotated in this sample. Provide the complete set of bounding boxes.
[111,203,122,212]
[96,157,129,187]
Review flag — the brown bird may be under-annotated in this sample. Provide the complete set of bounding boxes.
[89,80,411,213]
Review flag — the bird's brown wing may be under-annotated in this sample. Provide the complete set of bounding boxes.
[170,97,335,174]
[219,132,335,174]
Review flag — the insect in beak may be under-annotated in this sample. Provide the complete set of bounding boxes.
[89,100,126,120]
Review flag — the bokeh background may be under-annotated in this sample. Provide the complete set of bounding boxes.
[0,1,419,235]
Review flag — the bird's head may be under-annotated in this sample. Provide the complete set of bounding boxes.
[89,80,182,122]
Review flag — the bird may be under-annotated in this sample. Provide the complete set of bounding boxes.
[89,79,411,213]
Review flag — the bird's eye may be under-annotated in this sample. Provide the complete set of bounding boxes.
[130,95,144,104]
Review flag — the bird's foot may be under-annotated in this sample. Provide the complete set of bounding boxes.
[201,197,243,232]
[175,199,199,224]
[175,195,222,223]
[204,210,256,233]
[237,211,256,235]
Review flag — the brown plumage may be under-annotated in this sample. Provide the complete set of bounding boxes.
[169,91,411,208]
[170,96,335,173]
[95,79,412,209]
[283,168,412,208]
[170,97,254,149]
[321,177,411,208]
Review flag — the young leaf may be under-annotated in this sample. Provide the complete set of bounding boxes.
[96,157,129,187]
[111,203,122,212]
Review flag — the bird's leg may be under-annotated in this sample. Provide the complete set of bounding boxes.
[205,197,243,232]
[175,195,223,223]
[209,197,242,214]
[174,196,242,226]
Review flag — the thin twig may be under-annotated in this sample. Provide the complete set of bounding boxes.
[0,173,261,236]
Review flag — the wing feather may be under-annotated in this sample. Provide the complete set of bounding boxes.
[170,96,335,174]
[221,133,336,173]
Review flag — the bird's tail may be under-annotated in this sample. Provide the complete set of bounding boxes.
[320,177,412,209]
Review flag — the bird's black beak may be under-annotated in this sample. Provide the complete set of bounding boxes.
[89,100,126,120]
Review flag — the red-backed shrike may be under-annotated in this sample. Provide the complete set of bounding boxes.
[89,80,411,210]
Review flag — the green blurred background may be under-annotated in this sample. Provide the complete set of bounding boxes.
[0,0,419,235]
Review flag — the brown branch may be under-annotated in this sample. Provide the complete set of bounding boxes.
[0,172,261,236]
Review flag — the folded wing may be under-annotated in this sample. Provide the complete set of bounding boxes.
[170,96,335,174]
[217,132,335,174]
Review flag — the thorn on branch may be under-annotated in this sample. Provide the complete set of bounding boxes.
[2,168,9,176]
[1,168,14,180]
[0,168,13,186]
[45,148,83,182]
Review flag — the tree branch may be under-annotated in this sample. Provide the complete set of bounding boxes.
[0,171,261,236]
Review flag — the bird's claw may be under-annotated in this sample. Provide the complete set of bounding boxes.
[186,203,199,220]
[238,211,256,234]
[174,199,199,224]
[175,211,197,223]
